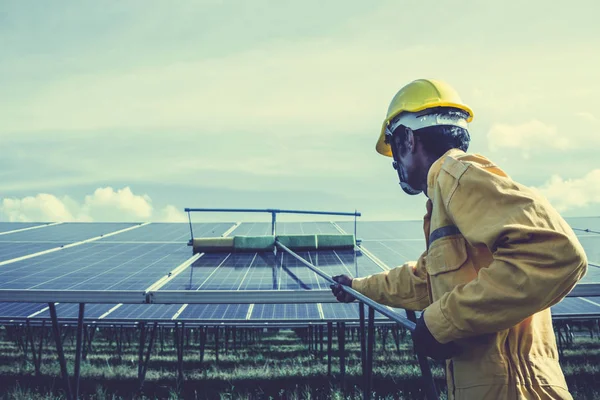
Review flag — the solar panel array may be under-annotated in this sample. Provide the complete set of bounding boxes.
[0,217,597,323]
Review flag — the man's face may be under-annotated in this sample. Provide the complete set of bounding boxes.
[388,127,422,195]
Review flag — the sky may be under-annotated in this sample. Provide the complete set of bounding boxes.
[1,0,599,223]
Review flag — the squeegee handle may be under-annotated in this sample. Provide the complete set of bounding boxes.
[275,240,416,332]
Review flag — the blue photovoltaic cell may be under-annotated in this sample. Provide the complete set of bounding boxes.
[0,242,60,262]
[30,303,118,320]
[336,220,425,269]
[0,223,47,233]
[321,303,359,320]
[360,240,425,268]
[276,222,340,235]
[0,243,190,291]
[161,249,382,293]
[0,302,46,319]
[98,222,234,243]
[551,297,600,317]
[230,223,272,236]
[251,304,320,320]
[337,221,424,241]
[321,303,400,320]
[177,304,249,320]
[0,222,138,243]
[106,304,183,320]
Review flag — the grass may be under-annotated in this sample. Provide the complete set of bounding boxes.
[0,324,598,399]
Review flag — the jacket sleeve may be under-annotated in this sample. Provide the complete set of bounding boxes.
[424,163,588,344]
[351,251,431,311]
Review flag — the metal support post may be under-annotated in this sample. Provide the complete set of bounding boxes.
[271,211,277,236]
[232,326,237,350]
[319,325,324,357]
[137,322,147,386]
[359,303,367,378]
[215,326,220,364]
[327,322,333,377]
[225,327,229,354]
[74,303,85,400]
[199,326,207,362]
[26,320,42,376]
[49,302,73,400]
[36,321,46,376]
[365,307,375,400]
[139,322,157,390]
[174,323,185,390]
[338,322,346,386]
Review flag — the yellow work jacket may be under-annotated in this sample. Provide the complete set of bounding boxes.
[352,149,587,400]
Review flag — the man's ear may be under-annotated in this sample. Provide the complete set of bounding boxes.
[405,128,415,154]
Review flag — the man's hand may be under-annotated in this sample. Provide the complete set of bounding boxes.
[413,311,460,360]
[331,275,356,303]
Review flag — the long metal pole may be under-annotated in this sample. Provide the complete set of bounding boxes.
[185,208,361,217]
[187,211,194,242]
[48,303,73,400]
[74,303,85,400]
[276,241,416,331]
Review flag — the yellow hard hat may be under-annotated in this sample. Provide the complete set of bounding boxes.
[376,79,474,157]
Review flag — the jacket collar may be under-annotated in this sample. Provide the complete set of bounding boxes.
[426,148,465,200]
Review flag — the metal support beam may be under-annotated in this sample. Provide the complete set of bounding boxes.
[49,302,73,400]
[73,303,85,400]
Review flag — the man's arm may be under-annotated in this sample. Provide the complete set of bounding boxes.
[348,251,431,310]
[424,163,588,344]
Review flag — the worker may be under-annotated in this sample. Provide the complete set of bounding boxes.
[331,79,587,399]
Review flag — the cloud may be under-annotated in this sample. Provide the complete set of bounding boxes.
[575,112,598,123]
[536,170,600,212]
[0,187,186,222]
[487,120,571,157]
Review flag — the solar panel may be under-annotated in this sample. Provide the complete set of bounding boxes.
[0,243,190,290]
[230,222,271,236]
[177,304,249,320]
[106,304,183,320]
[30,303,118,320]
[0,243,59,262]
[277,222,341,235]
[551,296,600,317]
[0,302,46,319]
[251,303,320,320]
[0,222,47,233]
[0,222,138,243]
[0,219,597,325]
[97,222,234,243]
[337,220,424,241]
